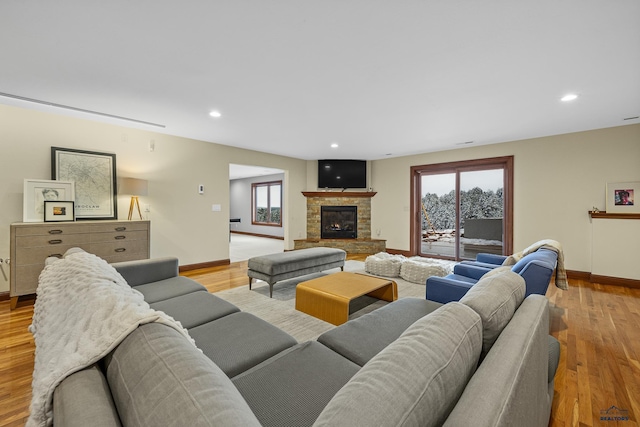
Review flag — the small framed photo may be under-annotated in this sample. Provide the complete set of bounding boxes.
[44,201,75,222]
[23,179,76,222]
[606,181,640,213]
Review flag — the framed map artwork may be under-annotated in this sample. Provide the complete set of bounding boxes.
[51,147,118,220]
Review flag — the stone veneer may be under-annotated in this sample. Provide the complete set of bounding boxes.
[294,192,386,254]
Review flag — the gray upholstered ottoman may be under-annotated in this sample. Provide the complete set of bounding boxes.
[248,247,346,297]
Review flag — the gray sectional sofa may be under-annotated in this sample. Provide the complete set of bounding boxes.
[49,256,559,427]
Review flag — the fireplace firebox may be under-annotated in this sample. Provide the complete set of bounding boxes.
[321,206,357,239]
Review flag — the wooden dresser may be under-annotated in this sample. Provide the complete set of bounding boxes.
[9,220,150,309]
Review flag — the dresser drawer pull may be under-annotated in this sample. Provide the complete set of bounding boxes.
[48,230,63,234]
[49,254,63,258]
[48,239,63,244]
[115,227,127,232]
[115,235,126,240]
[115,248,126,253]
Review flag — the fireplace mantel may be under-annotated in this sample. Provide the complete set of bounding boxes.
[302,191,376,198]
[296,190,384,252]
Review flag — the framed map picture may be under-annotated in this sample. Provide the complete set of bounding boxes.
[51,147,118,220]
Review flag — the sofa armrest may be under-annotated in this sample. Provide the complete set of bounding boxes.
[519,261,554,296]
[111,257,179,287]
[453,263,493,280]
[443,295,552,427]
[475,253,507,265]
[426,276,474,304]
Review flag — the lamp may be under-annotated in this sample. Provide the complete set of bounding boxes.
[119,178,148,220]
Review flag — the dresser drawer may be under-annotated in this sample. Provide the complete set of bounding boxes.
[90,230,148,243]
[90,222,149,233]
[89,240,149,260]
[13,265,45,295]
[14,224,88,237]
[15,244,92,266]
[15,234,91,250]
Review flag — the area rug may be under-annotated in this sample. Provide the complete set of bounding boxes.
[213,260,438,342]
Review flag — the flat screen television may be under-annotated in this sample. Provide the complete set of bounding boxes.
[318,159,367,189]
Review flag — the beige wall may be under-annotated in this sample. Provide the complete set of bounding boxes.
[370,124,640,274]
[1,104,638,293]
[0,105,309,293]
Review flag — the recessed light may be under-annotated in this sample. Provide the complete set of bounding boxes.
[560,94,578,102]
[209,111,222,118]
[330,143,339,148]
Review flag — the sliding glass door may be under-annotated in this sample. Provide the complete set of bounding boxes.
[411,156,513,261]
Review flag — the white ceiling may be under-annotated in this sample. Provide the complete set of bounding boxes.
[2,1,639,161]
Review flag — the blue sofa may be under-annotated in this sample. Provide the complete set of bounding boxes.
[426,248,558,304]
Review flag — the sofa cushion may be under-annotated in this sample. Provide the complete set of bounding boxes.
[459,270,525,356]
[317,297,443,366]
[233,341,360,427]
[150,291,240,329]
[112,257,179,287]
[189,312,298,377]
[105,323,262,427]
[132,276,207,303]
[313,302,482,427]
[53,364,122,427]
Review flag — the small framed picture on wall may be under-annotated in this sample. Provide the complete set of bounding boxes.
[606,181,640,213]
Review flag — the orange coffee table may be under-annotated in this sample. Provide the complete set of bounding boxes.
[295,272,398,325]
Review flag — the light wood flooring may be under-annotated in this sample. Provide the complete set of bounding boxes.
[1,255,639,427]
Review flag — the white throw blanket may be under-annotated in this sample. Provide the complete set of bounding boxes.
[502,239,568,290]
[26,250,194,427]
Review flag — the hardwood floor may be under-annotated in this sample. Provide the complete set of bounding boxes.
[546,279,640,427]
[1,255,638,427]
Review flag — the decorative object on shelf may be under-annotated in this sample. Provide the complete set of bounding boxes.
[51,147,118,220]
[44,200,75,222]
[592,206,600,213]
[119,177,148,220]
[23,179,75,222]
[606,181,640,214]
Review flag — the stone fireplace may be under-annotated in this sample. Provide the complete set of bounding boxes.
[321,206,357,239]
[294,192,386,253]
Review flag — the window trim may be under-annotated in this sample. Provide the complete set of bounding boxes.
[409,156,513,259]
[251,180,283,227]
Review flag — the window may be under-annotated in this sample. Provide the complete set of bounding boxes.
[252,181,282,226]
[410,156,513,260]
